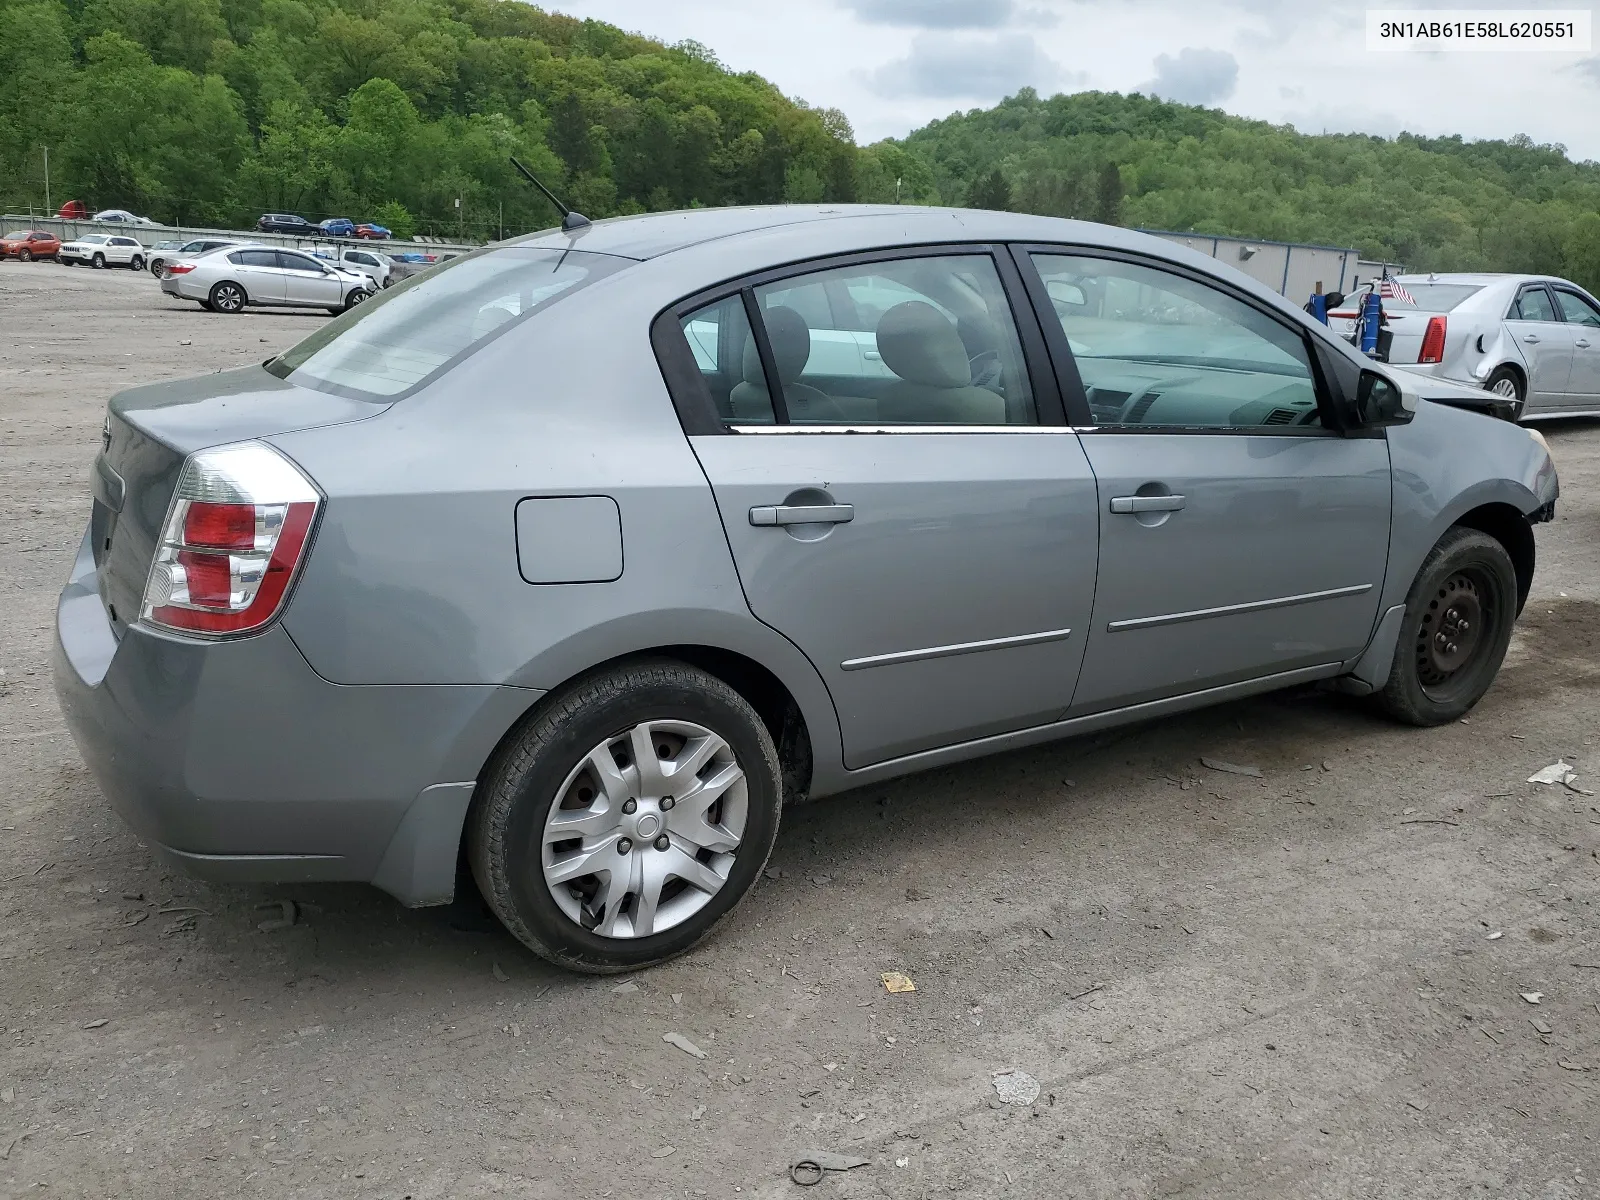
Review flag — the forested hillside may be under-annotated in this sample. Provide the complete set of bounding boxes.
[0,0,1596,290]
[900,89,1600,289]
[0,0,867,238]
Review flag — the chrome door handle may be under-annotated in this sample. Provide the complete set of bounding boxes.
[1578,339,1593,348]
[1523,334,1540,343]
[1110,494,1186,514]
[749,503,854,527]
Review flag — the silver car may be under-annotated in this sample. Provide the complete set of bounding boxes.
[161,242,372,314]
[149,237,241,276]
[1329,273,1600,419]
[55,206,1558,973]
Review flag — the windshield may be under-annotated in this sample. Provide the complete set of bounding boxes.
[1384,283,1483,312]
[79,235,110,244]
[268,245,629,399]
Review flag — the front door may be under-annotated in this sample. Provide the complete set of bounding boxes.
[1026,250,1391,713]
[277,251,343,307]
[678,250,1099,768]
[1506,283,1577,411]
[1552,287,1600,405]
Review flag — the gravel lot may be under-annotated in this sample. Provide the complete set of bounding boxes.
[3,261,1600,1199]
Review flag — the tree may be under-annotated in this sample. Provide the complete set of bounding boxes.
[968,167,1011,212]
[1095,161,1123,225]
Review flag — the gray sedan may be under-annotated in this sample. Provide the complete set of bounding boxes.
[1329,273,1600,419]
[161,243,371,314]
[56,206,1558,972]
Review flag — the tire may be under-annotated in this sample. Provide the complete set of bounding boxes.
[343,288,369,312]
[149,258,165,275]
[1376,527,1518,726]
[209,281,246,314]
[130,255,144,271]
[197,299,213,311]
[18,248,30,262]
[1485,366,1524,409]
[91,253,105,269]
[468,659,782,973]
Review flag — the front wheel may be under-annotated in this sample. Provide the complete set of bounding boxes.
[149,258,165,275]
[1376,527,1518,726]
[18,248,31,262]
[208,281,246,313]
[468,660,782,973]
[343,288,369,312]
[91,253,105,269]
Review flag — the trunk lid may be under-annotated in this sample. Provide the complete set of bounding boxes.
[92,365,385,637]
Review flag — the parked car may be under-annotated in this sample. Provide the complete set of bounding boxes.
[1328,274,1600,420]
[319,218,356,237]
[391,251,437,263]
[57,200,87,219]
[149,237,242,276]
[160,243,371,313]
[353,223,391,240]
[256,213,319,236]
[311,245,393,288]
[57,207,1558,974]
[92,209,155,225]
[58,233,146,269]
[0,229,62,260]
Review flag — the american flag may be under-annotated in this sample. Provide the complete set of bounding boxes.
[1379,275,1415,306]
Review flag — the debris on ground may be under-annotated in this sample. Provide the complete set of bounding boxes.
[896,1156,909,1167]
[1487,931,1503,940]
[1405,1099,1429,1112]
[791,1150,871,1185]
[662,1032,707,1058]
[0,1087,12,1103]
[1519,992,1544,1005]
[905,887,931,901]
[650,1146,674,1158]
[1530,1018,1553,1034]
[491,962,509,982]
[992,1068,1041,1106]
[82,1018,108,1029]
[613,981,640,994]
[689,1105,706,1121]
[1528,761,1578,786]
[1200,757,1262,778]
[881,972,916,994]
[256,900,298,932]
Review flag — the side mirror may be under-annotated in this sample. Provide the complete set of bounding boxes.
[1356,368,1417,427]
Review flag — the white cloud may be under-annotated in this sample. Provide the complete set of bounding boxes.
[871,32,1079,99]
[842,0,1014,27]
[1141,47,1239,105]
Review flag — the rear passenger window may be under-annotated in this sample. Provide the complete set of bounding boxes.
[1510,287,1557,322]
[678,295,773,424]
[747,255,1035,425]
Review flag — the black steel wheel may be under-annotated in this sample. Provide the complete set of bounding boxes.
[1377,526,1518,725]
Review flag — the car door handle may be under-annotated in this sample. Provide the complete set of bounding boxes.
[1110,494,1186,514]
[1523,334,1540,343]
[1578,339,1593,349]
[863,351,882,361]
[749,503,854,527]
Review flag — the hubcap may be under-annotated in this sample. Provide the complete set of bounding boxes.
[1416,571,1490,690]
[1491,377,1519,399]
[540,719,748,939]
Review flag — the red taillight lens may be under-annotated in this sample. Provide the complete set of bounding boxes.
[141,443,321,638]
[1418,315,1447,364]
[168,262,196,274]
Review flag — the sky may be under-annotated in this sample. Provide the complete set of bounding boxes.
[555,0,1600,161]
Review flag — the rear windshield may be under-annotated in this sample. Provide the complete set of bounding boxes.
[267,246,629,399]
[1383,283,1483,312]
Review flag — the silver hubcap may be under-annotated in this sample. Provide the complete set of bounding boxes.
[541,719,748,939]
[1491,377,1519,398]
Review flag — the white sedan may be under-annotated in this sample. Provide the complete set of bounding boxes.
[1329,273,1600,420]
[58,234,147,270]
[92,209,156,225]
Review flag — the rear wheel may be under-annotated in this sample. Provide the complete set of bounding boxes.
[208,281,246,314]
[1376,527,1518,726]
[91,253,105,269]
[1486,366,1524,409]
[130,254,144,271]
[469,660,782,973]
[197,299,213,311]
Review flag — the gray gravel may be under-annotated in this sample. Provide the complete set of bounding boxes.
[3,263,1599,1198]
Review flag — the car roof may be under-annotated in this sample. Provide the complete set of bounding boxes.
[1393,272,1561,286]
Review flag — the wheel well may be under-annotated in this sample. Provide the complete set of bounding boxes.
[1453,503,1534,612]
[1488,362,1525,393]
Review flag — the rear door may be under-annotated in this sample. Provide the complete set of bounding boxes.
[1022,248,1391,714]
[666,247,1100,768]
[1552,287,1600,405]
[231,249,286,302]
[1506,283,1577,408]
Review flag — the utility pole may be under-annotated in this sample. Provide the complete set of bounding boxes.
[895,176,901,203]
[43,146,50,215]
[498,200,503,242]
[455,196,462,243]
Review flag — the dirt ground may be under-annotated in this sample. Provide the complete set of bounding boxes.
[2,261,1599,1200]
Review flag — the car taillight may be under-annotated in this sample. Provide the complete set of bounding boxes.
[1418,315,1447,364]
[140,442,320,637]
[168,262,195,275]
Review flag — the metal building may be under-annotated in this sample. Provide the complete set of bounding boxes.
[1140,229,1374,300]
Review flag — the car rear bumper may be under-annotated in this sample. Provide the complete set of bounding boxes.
[53,527,541,904]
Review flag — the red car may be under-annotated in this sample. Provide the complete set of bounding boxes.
[353,223,392,240]
[57,200,87,220]
[1,229,62,261]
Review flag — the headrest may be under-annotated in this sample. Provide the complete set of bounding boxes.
[877,301,971,388]
[741,305,812,385]
[956,313,1002,358]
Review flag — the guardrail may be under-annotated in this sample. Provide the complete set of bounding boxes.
[0,215,479,263]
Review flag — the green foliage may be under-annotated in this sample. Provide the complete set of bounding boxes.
[898,89,1600,293]
[0,0,861,237]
